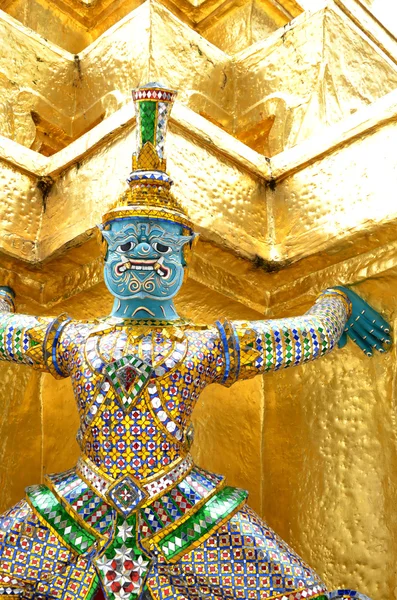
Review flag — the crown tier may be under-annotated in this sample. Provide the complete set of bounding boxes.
[102,82,193,231]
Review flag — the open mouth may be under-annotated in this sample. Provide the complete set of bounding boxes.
[115,256,170,278]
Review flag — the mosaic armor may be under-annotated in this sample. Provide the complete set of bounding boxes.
[0,290,350,600]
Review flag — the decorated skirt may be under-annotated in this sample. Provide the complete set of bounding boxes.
[24,454,247,599]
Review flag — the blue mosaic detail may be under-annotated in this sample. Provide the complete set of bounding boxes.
[107,475,147,517]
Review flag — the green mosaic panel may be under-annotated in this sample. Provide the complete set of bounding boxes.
[264,332,274,372]
[105,355,152,412]
[140,101,156,146]
[27,485,96,554]
[86,578,102,600]
[13,328,23,360]
[159,486,248,560]
[282,327,293,367]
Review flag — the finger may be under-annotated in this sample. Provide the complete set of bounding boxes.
[346,311,392,342]
[350,321,386,353]
[358,305,390,332]
[347,331,373,357]
[360,315,392,344]
[338,332,348,349]
[342,287,389,329]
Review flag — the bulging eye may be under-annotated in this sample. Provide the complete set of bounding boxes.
[153,242,171,254]
[117,241,135,253]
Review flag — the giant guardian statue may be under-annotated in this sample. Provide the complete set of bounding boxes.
[0,83,389,600]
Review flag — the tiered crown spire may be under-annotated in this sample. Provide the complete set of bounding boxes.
[102,82,193,231]
[132,82,176,167]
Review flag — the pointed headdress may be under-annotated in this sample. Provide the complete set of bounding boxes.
[102,82,194,232]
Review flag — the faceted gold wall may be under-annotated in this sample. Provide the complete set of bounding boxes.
[0,0,396,598]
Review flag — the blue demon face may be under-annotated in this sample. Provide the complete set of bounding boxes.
[101,219,195,301]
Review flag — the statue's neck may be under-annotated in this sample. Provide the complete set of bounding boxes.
[110,298,180,321]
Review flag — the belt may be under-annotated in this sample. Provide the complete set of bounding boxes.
[76,454,194,516]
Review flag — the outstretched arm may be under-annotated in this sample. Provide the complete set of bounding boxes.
[215,288,391,386]
[0,287,71,378]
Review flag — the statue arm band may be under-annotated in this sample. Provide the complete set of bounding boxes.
[0,290,15,314]
[215,294,349,385]
[0,312,72,378]
[315,288,352,319]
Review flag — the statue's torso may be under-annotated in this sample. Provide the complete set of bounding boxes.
[64,320,223,481]
[27,318,249,565]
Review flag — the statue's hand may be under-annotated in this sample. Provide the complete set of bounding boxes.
[335,286,391,356]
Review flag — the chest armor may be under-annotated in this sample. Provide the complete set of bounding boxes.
[68,322,213,481]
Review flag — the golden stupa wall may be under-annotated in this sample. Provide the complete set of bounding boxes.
[0,0,396,597]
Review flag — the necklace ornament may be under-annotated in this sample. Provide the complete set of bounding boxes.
[104,356,153,413]
[107,475,148,518]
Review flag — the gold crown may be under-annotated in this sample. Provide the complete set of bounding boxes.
[102,82,194,232]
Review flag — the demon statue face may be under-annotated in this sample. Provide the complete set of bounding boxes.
[101,218,195,302]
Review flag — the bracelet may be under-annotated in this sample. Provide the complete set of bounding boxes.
[316,288,352,319]
[0,289,15,313]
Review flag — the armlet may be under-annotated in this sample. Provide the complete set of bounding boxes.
[26,313,71,378]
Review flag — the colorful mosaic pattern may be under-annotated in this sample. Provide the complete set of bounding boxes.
[0,303,70,378]
[107,476,147,518]
[104,356,153,412]
[216,294,349,387]
[34,556,99,600]
[47,459,223,538]
[0,500,100,599]
[146,505,327,600]
[0,500,76,589]
[80,322,215,480]
[95,514,152,600]
[142,455,193,498]
[156,486,247,561]
[139,466,224,541]
[132,83,176,160]
[46,469,114,536]
[77,456,113,498]
[26,486,97,554]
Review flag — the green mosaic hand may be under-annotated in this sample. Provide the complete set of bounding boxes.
[336,286,392,357]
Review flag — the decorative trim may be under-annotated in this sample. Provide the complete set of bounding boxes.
[328,592,371,600]
[317,288,352,319]
[270,588,328,600]
[26,485,97,555]
[139,468,225,545]
[45,470,115,540]
[42,313,71,378]
[102,207,194,231]
[154,486,248,562]
[106,474,149,517]
[76,453,194,504]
